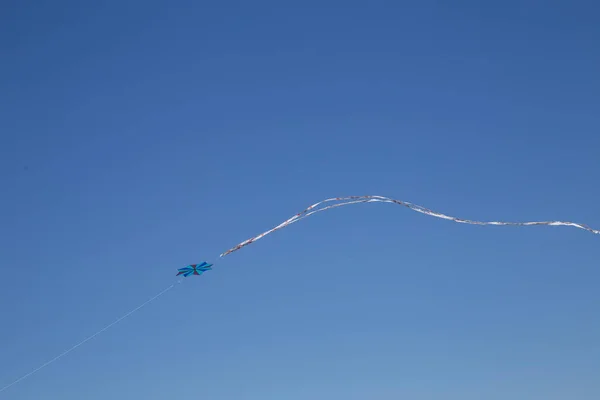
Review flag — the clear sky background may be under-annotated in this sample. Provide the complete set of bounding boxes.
[1,1,599,399]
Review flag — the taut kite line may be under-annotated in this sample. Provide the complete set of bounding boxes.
[2,194,598,394]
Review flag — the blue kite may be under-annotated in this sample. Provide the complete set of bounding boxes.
[176,262,213,277]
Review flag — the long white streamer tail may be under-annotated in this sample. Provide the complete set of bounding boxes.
[220,195,599,257]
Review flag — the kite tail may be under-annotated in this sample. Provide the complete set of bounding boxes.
[219,195,599,257]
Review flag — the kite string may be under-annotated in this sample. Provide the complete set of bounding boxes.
[0,284,176,394]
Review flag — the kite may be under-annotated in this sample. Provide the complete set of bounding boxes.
[180,194,600,277]
[3,194,599,394]
[176,262,213,277]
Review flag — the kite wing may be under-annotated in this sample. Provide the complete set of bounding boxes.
[195,261,213,272]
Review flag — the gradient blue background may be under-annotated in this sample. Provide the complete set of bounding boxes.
[1,1,599,399]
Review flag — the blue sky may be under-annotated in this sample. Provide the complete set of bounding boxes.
[1,0,599,398]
